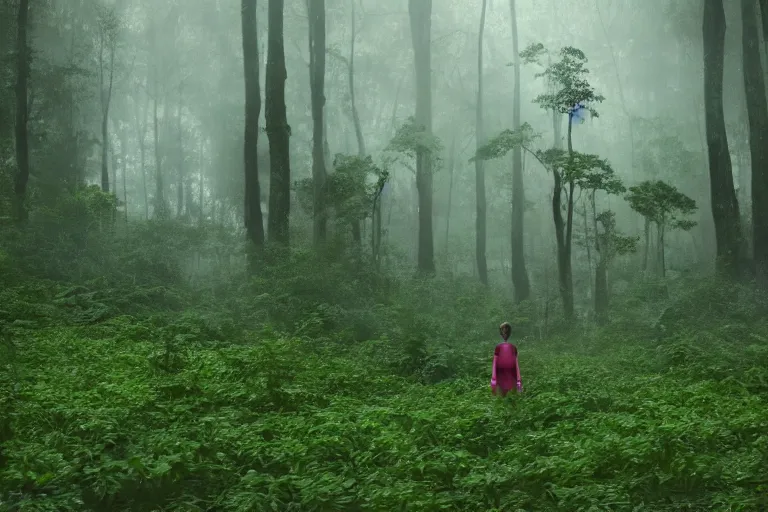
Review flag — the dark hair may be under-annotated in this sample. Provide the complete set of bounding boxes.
[499,322,511,339]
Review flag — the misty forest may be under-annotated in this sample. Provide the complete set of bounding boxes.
[2,0,768,509]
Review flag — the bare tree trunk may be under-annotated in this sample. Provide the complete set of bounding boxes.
[641,217,650,272]
[703,0,744,278]
[475,0,488,285]
[100,33,115,193]
[444,132,456,255]
[120,124,128,222]
[409,0,435,274]
[242,0,266,262]
[308,0,328,245]
[266,0,291,246]
[658,222,666,278]
[13,0,30,222]
[198,136,204,226]
[347,0,365,245]
[135,93,149,220]
[349,0,365,157]
[176,83,185,218]
[582,202,593,298]
[509,0,531,301]
[743,0,768,284]
[151,24,167,219]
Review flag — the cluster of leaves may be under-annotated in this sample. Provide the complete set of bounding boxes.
[385,117,444,173]
[626,180,698,231]
[293,154,389,224]
[596,211,639,260]
[520,43,605,118]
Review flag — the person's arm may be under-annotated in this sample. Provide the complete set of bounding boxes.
[491,345,499,393]
[514,346,522,391]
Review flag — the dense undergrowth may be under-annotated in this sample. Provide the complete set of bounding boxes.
[2,212,768,511]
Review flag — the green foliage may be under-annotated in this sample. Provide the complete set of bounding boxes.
[470,122,539,162]
[596,211,639,260]
[521,44,605,117]
[626,180,697,229]
[2,288,768,511]
[293,155,389,224]
[387,116,443,162]
[328,154,389,222]
[1,201,767,511]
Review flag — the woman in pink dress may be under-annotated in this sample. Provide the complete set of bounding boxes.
[490,322,522,396]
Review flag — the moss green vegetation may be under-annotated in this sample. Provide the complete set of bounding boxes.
[1,222,768,511]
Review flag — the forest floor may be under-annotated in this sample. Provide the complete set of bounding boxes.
[1,271,768,511]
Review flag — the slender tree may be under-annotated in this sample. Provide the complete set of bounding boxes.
[348,0,365,157]
[742,0,768,284]
[703,0,744,277]
[308,0,328,245]
[13,0,30,222]
[408,0,436,274]
[475,0,489,285]
[97,6,118,193]
[509,0,531,300]
[242,0,266,258]
[266,0,291,246]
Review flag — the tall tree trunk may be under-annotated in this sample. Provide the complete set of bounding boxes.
[551,170,571,320]
[110,127,117,197]
[153,97,166,218]
[176,83,184,218]
[409,0,435,274]
[703,0,744,278]
[582,203,594,298]
[135,93,149,220]
[641,217,650,272]
[120,125,128,222]
[13,0,30,222]
[591,191,608,324]
[743,0,768,284]
[347,0,365,245]
[242,0,266,260]
[151,23,167,219]
[444,132,456,255]
[100,35,115,193]
[349,0,365,157]
[266,0,291,246]
[198,136,204,226]
[658,222,667,278]
[308,0,328,245]
[557,112,576,321]
[475,0,488,285]
[509,0,531,301]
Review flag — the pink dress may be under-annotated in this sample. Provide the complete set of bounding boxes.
[492,342,521,396]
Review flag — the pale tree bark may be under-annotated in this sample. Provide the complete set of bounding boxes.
[133,91,149,219]
[98,12,116,193]
[509,0,531,301]
[475,0,488,285]
[151,22,167,219]
[349,0,365,157]
[176,82,185,218]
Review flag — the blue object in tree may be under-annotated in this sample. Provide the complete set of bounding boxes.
[570,102,588,124]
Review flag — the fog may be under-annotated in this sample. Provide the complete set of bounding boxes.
[0,0,762,302]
